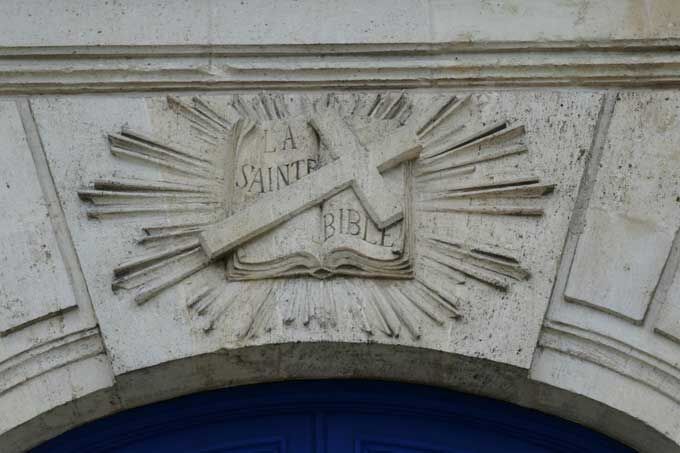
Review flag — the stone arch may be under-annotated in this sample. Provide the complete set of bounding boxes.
[3,342,674,451]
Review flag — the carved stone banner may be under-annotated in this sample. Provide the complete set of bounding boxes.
[76,91,556,341]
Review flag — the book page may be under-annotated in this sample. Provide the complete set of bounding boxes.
[319,164,406,263]
[230,117,323,264]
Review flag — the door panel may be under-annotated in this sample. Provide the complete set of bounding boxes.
[119,414,314,453]
[325,411,570,452]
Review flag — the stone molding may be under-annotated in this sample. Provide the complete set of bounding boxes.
[1,41,680,93]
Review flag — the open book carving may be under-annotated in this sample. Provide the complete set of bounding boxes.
[224,111,415,280]
[78,91,554,339]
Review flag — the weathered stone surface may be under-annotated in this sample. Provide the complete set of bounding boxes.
[26,91,599,378]
[565,209,675,322]
[565,92,680,323]
[1,2,680,453]
[0,101,113,449]
[0,102,76,335]
[536,90,680,449]
[1,0,679,46]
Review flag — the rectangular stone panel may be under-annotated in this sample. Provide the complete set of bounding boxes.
[564,92,680,323]
[565,210,674,323]
[0,101,77,335]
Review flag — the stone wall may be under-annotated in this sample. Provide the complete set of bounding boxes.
[1,1,679,452]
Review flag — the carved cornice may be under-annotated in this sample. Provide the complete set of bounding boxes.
[1,40,680,93]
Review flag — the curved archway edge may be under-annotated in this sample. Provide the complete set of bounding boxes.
[34,379,634,452]
[4,342,675,452]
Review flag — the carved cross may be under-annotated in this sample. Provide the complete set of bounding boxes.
[199,109,422,260]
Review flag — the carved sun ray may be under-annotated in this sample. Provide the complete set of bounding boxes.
[78,92,553,340]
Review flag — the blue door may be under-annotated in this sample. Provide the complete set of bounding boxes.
[34,381,634,452]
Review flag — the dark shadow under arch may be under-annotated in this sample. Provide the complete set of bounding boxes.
[5,342,671,451]
[34,379,633,452]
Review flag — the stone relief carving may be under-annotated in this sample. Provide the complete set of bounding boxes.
[78,92,554,340]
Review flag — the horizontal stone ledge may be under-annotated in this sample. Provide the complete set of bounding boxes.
[2,78,680,96]
[1,42,680,93]
[2,39,680,56]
